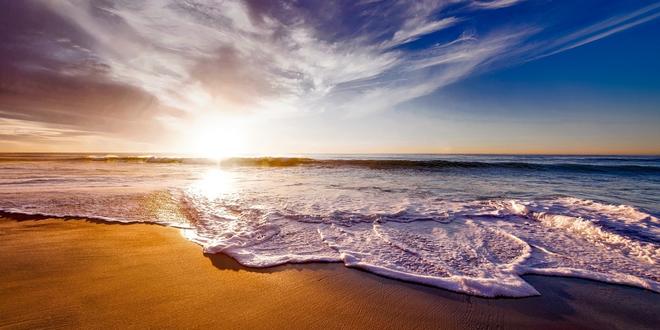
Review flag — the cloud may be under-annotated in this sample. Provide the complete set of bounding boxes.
[324,28,534,116]
[532,2,660,60]
[0,0,657,151]
[37,0,529,118]
[471,0,525,10]
[385,17,460,48]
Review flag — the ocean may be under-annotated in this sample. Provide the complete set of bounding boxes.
[0,153,658,297]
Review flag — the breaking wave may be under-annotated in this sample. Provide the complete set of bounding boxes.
[4,189,657,297]
[1,154,658,174]
[178,193,659,297]
[1,154,658,297]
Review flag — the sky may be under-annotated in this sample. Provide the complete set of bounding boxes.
[0,0,659,155]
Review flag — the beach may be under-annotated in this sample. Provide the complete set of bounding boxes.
[1,216,657,329]
[2,0,660,328]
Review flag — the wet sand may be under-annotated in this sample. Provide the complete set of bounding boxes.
[0,216,658,329]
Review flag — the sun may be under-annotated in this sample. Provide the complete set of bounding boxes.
[186,116,247,160]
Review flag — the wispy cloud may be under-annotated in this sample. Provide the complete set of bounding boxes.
[533,2,660,60]
[38,0,534,119]
[471,0,525,10]
[385,17,460,48]
[0,0,658,151]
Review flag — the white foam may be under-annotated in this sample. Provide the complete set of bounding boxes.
[1,163,658,297]
[175,185,659,297]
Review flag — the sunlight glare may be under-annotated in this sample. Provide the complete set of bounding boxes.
[190,169,236,200]
[187,116,247,160]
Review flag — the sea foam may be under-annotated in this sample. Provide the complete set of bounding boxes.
[178,190,659,297]
[1,155,658,297]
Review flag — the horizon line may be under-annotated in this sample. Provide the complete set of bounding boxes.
[1,151,658,157]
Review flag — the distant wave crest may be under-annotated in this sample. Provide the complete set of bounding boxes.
[2,154,658,174]
[220,157,660,174]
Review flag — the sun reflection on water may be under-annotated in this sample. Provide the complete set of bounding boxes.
[190,168,236,200]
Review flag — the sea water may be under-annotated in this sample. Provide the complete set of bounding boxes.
[0,153,658,297]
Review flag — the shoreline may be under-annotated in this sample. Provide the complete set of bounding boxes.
[1,216,658,329]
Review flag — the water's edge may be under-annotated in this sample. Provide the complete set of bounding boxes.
[1,207,657,299]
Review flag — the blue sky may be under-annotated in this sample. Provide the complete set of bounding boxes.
[0,0,658,154]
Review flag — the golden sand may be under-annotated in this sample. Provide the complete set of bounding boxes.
[0,217,658,329]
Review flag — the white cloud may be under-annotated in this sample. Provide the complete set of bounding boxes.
[385,17,460,48]
[39,0,656,126]
[41,0,461,118]
[533,2,660,60]
[471,0,525,10]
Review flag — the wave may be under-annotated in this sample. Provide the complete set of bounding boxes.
[2,187,658,297]
[0,154,209,164]
[179,192,659,297]
[3,154,657,174]
[219,157,660,174]
[2,152,659,298]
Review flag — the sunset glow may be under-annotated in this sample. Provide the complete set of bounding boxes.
[184,116,249,159]
[1,2,659,328]
[0,1,658,155]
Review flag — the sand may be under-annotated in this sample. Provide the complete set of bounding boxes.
[0,216,658,329]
